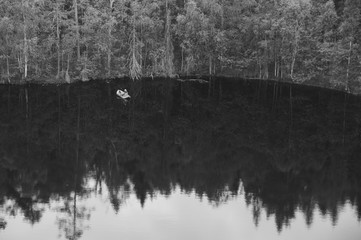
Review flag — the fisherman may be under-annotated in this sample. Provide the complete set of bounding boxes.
[116,89,131,100]
[0,218,7,229]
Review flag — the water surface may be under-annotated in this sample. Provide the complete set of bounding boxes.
[0,79,360,239]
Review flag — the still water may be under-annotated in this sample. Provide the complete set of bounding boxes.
[0,79,360,240]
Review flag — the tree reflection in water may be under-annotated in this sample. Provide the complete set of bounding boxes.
[0,79,360,234]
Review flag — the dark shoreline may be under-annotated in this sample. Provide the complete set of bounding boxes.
[1,75,360,97]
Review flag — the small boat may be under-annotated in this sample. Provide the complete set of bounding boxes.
[0,218,7,229]
[116,89,131,99]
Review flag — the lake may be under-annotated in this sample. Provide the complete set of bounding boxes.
[0,78,360,240]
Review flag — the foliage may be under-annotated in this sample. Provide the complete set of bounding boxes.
[0,0,360,91]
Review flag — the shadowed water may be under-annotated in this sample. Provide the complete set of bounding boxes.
[0,79,361,240]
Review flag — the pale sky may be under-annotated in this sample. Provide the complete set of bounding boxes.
[1,183,360,240]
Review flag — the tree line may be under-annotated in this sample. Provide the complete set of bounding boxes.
[0,0,360,89]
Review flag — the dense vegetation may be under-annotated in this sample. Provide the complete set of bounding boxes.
[0,0,360,90]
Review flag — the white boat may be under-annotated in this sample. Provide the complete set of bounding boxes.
[116,89,131,99]
[0,218,6,229]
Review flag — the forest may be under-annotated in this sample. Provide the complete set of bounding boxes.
[0,0,360,91]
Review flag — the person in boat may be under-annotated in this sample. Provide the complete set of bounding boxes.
[0,218,6,229]
[116,89,131,99]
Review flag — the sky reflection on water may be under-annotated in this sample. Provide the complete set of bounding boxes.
[1,181,360,240]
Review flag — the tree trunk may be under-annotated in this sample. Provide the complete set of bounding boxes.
[81,45,89,81]
[290,23,299,81]
[274,33,277,78]
[65,53,71,83]
[213,58,216,75]
[56,1,61,78]
[258,53,262,79]
[264,35,269,79]
[346,40,353,92]
[290,53,296,80]
[107,45,111,77]
[74,0,80,60]
[107,0,114,77]
[22,1,28,80]
[164,0,173,77]
[181,47,184,74]
[6,55,10,83]
[5,34,10,83]
[17,53,21,71]
[0,60,3,83]
[129,14,141,81]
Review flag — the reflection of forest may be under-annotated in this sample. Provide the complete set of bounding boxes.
[0,79,361,233]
